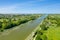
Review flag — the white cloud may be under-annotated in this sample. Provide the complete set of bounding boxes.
[1,0,59,14]
[0,1,36,14]
[0,5,17,13]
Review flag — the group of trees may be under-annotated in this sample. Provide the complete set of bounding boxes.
[34,14,60,40]
[0,14,41,32]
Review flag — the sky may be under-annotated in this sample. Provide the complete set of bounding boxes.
[0,0,60,14]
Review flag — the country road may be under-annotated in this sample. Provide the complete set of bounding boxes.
[0,14,48,40]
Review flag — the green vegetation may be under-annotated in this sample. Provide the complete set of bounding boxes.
[34,14,60,40]
[0,14,41,32]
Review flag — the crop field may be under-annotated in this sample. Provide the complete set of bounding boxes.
[34,14,60,40]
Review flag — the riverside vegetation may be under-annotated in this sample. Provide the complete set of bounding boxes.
[34,14,60,40]
[0,14,41,32]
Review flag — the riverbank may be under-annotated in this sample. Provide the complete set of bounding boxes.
[0,20,32,36]
[25,14,48,40]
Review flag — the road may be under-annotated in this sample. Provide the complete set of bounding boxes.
[0,14,48,40]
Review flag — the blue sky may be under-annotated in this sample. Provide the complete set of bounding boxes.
[0,0,60,14]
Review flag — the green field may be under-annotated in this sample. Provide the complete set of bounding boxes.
[34,14,60,40]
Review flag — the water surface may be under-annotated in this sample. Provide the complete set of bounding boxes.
[0,14,48,40]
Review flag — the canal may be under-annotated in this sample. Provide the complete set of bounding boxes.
[0,14,48,40]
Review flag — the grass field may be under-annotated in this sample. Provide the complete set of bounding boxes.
[34,14,60,40]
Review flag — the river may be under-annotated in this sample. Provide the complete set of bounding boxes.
[0,14,48,40]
